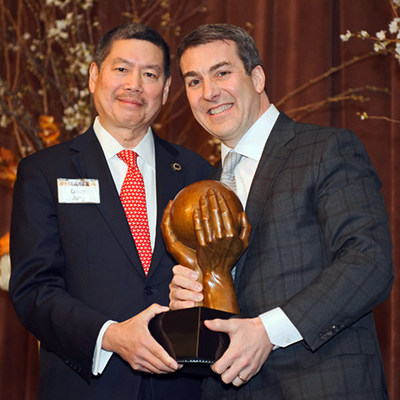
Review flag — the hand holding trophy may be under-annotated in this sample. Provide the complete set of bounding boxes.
[150,180,251,369]
[162,180,251,313]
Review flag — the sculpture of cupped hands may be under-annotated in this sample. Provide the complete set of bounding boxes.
[161,180,251,314]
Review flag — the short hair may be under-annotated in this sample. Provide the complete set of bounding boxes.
[177,23,263,76]
[94,23,171,80]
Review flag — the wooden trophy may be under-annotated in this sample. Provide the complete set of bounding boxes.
[149,180,251,372]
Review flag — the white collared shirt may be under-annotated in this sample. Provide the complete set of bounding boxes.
[92,117,158,375]
[224,104,303,349]
[93,117,157,250]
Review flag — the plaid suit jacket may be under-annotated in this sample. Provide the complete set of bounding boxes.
[202,113,393,400]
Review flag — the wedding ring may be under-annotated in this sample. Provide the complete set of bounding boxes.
[238,373,246,382]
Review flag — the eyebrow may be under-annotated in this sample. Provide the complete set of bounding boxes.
[182,61,232,80]
[112,57,162,72]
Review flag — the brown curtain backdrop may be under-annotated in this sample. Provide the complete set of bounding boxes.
[0,0,398,398]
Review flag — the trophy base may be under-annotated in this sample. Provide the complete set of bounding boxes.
[149,306,235,374]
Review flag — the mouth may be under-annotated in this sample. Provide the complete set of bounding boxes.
[117,96,144,107]
[207,103,233,115]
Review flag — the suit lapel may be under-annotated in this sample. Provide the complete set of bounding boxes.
[69,127,144,277]
[234,113,297,286]
[146,135,186,279]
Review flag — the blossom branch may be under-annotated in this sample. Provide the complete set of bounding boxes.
[276,52,378,108]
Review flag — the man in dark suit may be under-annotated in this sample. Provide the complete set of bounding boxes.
[168,24,394,399]
[9,24,214,399]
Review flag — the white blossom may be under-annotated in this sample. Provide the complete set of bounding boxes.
[340,30,352,42]
[82,0,94,10]
[45,0,70,8]
[63,100,91,132]
[376,30,386,40]
[396,41,400,61]
[374,41,388,53]
[68,42,93,76]
[0,254,11,292]
[360,30,369,38]
[389,17,400,34]
[47,27,68,40]
[79,88,90,98]
[0,114,10,128]
[55,19,67,31]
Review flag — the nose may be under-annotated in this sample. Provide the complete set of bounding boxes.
[123,71,143,92]
[202,79,220,101]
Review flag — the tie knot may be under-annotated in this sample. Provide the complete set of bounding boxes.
[219,150,243,192]
[118,149,137,168]
[222,151,242,175]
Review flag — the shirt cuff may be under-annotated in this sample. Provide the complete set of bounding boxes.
[92,320,117,375]
[259,307,303,349]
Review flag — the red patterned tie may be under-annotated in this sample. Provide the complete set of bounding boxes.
[118,150,152,275]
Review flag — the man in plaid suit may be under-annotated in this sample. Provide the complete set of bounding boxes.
[168,24,393,400]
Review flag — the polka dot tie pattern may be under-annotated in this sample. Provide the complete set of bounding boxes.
[118,150,152,275]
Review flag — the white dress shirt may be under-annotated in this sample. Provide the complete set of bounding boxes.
[222,104,303,349]
[91,117,157,374]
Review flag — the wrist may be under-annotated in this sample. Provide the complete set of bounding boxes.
[102,322,119,352]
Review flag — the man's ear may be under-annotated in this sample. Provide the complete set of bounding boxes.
[88,62,99,94]
[162,75,172,105]
[251,65,266,94]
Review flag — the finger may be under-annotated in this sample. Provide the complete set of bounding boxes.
[216,191,236,237]
[173,264,200,279]
[210,345,234,377]
[207,189,223,239]
[171,266,203,292]
[194,208,206,246]
[161,201,173,234]
[149,342,179,372]
[145,303,170,319]
[135,341,178,373]
[170,298,198,310]
[199,194,213,243]
[169,270,203,308]
[218,365,245,385]
[204,318,230,333]
[232,374,247,387]
[162,200,172,218]
[161,201,180,254]
[239,211,251,245]
[170,285,203,305]
[140,307,180,372]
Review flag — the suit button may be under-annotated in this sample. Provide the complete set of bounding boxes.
[144,286,154,295]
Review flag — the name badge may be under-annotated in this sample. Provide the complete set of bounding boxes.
[57,178,100,204]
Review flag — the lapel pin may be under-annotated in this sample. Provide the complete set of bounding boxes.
[171,162,182,171]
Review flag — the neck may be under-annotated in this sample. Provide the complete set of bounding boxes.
[119,134,145,149]
[98,118,148,149]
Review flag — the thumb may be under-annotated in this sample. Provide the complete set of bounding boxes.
[143,303,169,323]
[204,318,230,333]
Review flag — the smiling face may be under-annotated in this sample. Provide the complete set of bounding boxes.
[89,39,171,147]
[180,40,269,148]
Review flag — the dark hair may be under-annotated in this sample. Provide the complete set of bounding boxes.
[94,23,171,79]
[177,23,263,75]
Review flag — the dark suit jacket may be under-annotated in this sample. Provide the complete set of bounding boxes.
[202,113,394,400]
[9,126,215,400]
